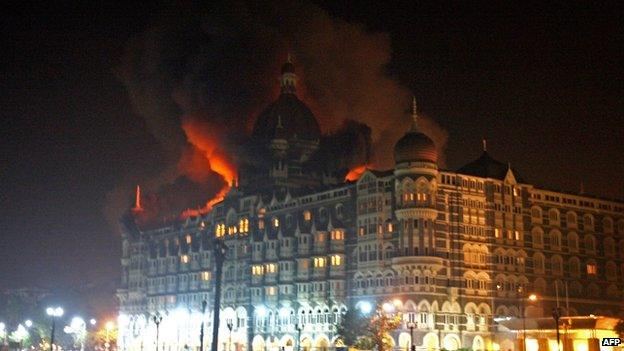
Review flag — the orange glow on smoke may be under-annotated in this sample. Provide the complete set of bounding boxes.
[180,117,237,218]
[345,164,368,182]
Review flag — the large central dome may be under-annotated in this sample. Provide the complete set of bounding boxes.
[252,58,320,142]
[252,94,321,141]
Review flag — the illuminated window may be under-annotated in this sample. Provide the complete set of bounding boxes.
[316,232,325,243]
[304,210,312,221]
[266,263,277,273]
[387,222,394,232]
[181,255,189,264]
[314,257,326,268]
[331,230,344,240]
[228,226,237,235]
[358,226,365,236]
[216,223,225,237]
[201,271,211,281]
[272,217,279,228]
[330,255,342,266]
[252,265,264,275]
[239,218,249,234]
[185,234,192,244]
[586,263,597,275]
[267,287,276,296]
[515,230,521,240]
[258,219,264,230]
[494,228,501,238]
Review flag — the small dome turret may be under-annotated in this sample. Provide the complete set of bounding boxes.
[394,98,437,164]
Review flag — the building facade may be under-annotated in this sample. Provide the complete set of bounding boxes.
[117,60,624,351]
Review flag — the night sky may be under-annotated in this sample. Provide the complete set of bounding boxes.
[1,2,622,315]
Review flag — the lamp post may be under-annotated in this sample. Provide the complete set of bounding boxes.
[211,239,228,351]
[152,312,163,351]
[406,322,415,351]
[552,307,562,351]
[199,301,207,351]
[46,306,64,351]
[226,321,233,351]
[517,289,537,351]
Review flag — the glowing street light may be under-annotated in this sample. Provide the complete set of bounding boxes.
[358,301,372,315]
[90,319,97,326]
[382,302,395,313]
[25,320,33,328]
[46,306,64,351]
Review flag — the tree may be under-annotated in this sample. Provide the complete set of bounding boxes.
[336,307,368,346]
[341,304,402,351]
[366,306,402,351]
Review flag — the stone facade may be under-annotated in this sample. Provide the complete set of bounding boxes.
[116,60,624,351]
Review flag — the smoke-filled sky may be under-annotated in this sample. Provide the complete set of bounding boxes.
[1,1,622,314]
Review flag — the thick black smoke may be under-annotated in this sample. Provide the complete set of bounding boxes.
[105,1,448,229]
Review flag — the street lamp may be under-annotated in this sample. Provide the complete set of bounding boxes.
[25,320,33,328]
[46,306,64,351]
[552,307,563,351]
[294,320,303,351]
[70,317,86,351]
[406,322,416,351]
[226,321,233,351]
[518,288,538,351]
[199,301,207,351]
[152,312,163,351]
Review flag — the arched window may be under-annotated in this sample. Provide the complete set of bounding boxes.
[584,234,596,254]
[567,232,579,252]
[603,217,613,233]
[583,214,594,230]
[533,253,545,274]
[566,211,577,228]
[604,237,616,257]
[617,220,624,236]
[532,227,544,247]
[549,209,560,224]
[533,278,546,294]
[550,230,562,250]
[551,255,563,276]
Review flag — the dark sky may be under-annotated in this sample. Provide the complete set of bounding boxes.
[1,2,622,315]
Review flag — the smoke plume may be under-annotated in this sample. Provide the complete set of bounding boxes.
[105,1,448,229]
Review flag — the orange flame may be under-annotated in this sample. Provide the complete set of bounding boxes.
[345,164,368,182]
[180,117,237,218]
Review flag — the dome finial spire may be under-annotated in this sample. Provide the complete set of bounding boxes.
[411,96,418,131]
[280,55,297,94]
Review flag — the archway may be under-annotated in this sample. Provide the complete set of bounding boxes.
[280,335,295,351]
[315,336,329,351]
[422,333,439,351]
[300,337,311,351]
[252,335,265,351]
[472,336,485,351]
[443,334,461,351]
[398,332,411,351]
